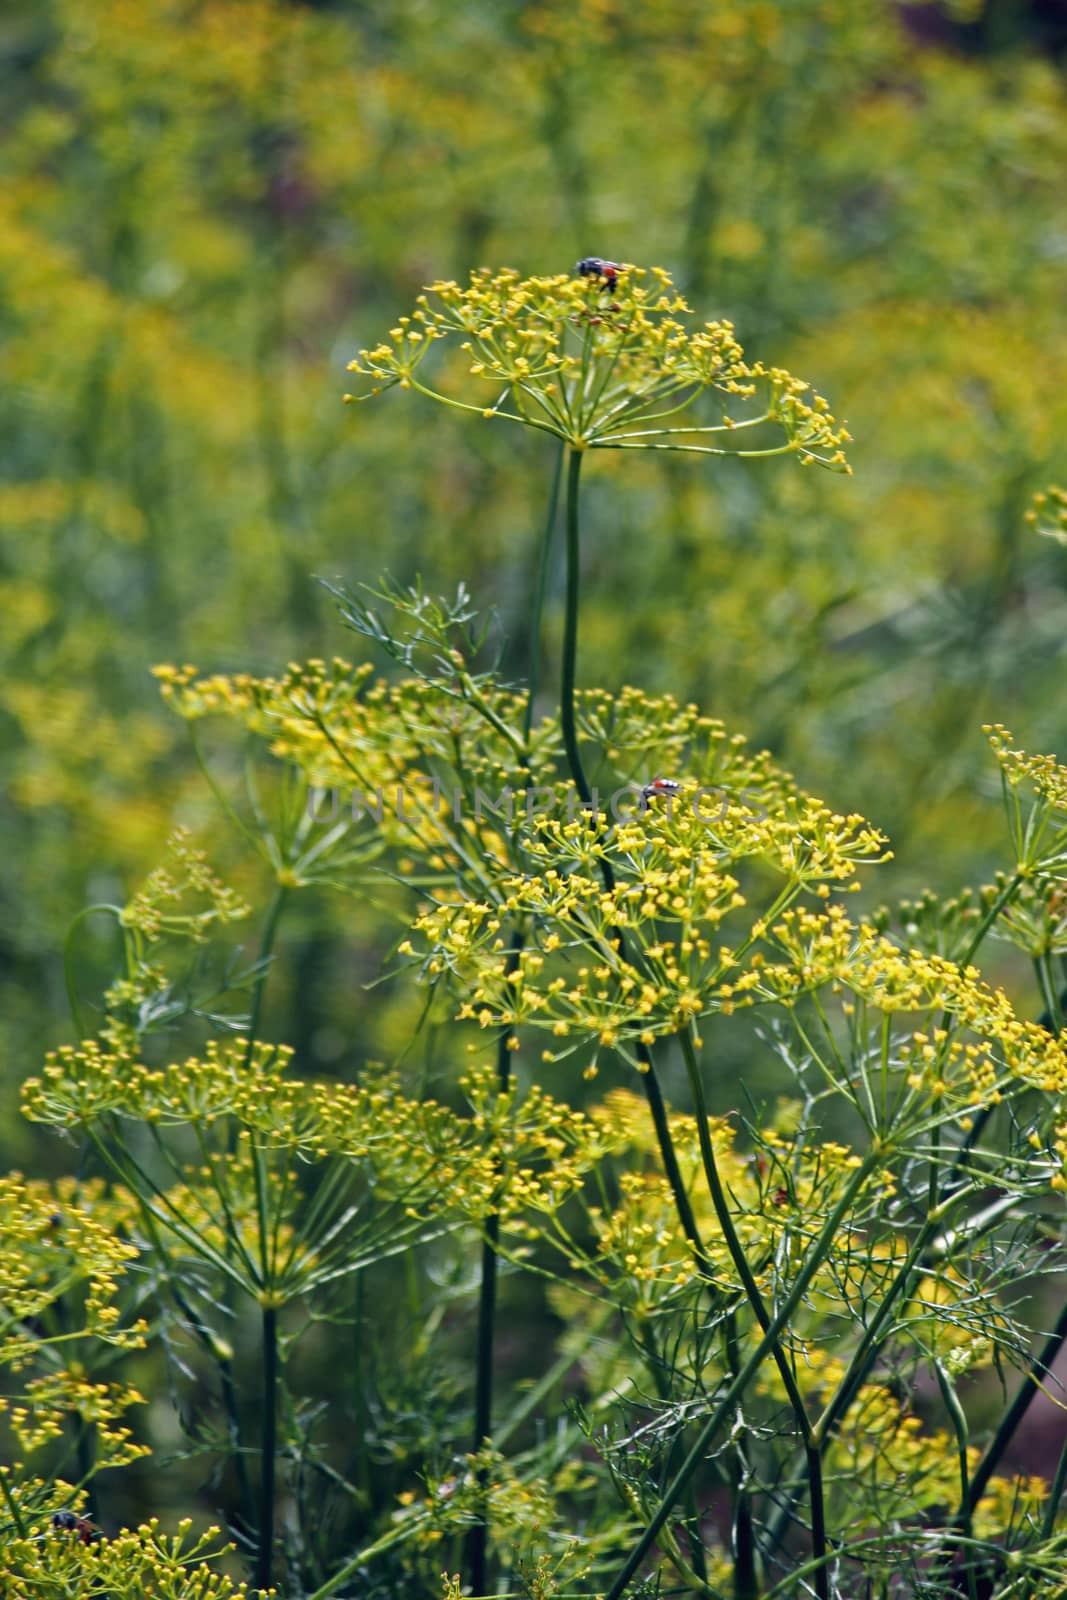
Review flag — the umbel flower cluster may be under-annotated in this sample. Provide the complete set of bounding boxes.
[3,1515,252,1599]
[346,264,851,465]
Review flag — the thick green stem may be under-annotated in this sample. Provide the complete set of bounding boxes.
[243,886,287,1584]
[256,1303,279,1592]
[639,1050,705,1257]
[679,1038,809,1421]
[1035,952,1065,1035]
[759,872,1034,1557]
[560,447,591,804]
[924,873,1023,1204]
[523,439,564,748]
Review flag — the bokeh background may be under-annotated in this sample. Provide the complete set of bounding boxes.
[3,0,1067,1232]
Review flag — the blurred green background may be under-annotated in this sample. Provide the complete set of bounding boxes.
[2,0,1067,1139]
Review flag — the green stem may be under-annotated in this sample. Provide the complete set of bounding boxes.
[678,1037,806,1416]
[639,1049,705,1256]
[85,1121,259,1286]
[604,1148,880,1600]
[256,1303,279,1592]
[554,440,705,1265]
[494,1304,611,1452]
[555,438,744,1595]
[654,1519,722,1596]
[237,882,288,1314]
[560,447,591,804]
[914,872,1026,1213]
[597,440,797,458]
[73,1413,97,1519]
[407,371,562,439]
[523,439,564,748]
[601,414,771,442]
[963,873,1024,968]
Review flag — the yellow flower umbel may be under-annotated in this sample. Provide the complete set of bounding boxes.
[346,265,851,468]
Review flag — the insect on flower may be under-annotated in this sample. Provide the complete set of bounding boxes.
[51,1509,100,1545]
[575,256,625,293]
[640,776,683,809]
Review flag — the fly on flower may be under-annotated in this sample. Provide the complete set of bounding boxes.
[575,256,625,293]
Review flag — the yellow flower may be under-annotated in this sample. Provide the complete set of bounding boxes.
[346,266,850,467]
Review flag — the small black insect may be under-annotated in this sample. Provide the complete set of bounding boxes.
[575,256,624,293]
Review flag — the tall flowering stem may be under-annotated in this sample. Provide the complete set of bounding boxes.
[346,263,851,1595]
[556,441,709,1254]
